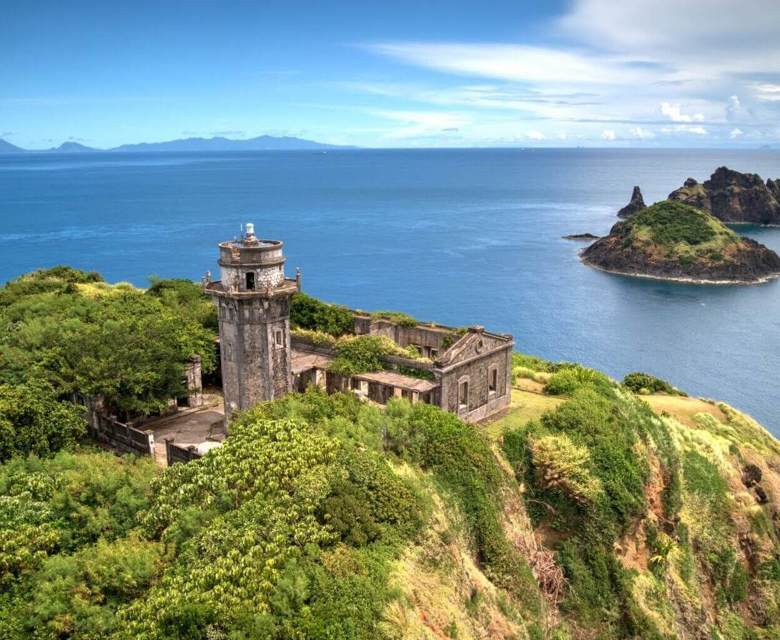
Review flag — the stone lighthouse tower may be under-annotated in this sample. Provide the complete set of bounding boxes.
[205,223,297,423]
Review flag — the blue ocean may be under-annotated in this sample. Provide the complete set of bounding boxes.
[1,149,778,432]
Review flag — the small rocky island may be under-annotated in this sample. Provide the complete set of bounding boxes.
[582,200,780,284]
[668,166,780,225]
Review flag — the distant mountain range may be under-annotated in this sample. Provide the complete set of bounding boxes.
[0,135,353,153]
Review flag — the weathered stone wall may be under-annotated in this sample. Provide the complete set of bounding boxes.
[353,315,456,353]
[439,345,512,422]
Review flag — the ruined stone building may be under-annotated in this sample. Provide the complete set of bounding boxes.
[205,224,513,425]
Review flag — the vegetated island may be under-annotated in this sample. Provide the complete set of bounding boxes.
[2,266,780,638]
[582,200,780,284]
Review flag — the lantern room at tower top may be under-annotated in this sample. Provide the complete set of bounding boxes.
[213,222,297,295]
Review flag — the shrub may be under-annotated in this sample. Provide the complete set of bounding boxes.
[545,366,612,396]
[528,434,601,504]
[623,372,682,395]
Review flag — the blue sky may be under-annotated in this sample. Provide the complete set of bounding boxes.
[3,0,780,148]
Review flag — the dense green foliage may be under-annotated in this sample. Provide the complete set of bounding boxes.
[0,268,216,417]
[0,450,159,637]
[120,397,423,639]
[623,371,682,395]
[0,380,85,462]
[290,292,355,337]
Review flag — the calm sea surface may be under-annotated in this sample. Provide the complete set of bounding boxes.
[1,149,779,432]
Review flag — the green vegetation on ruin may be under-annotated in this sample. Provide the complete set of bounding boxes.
[290,292,355,337]
[328,335,429,377]
[369,310,419,328]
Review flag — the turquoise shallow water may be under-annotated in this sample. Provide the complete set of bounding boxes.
[1,148,779,431]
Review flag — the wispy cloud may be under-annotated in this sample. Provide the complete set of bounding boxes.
[356,0,780,145]
[373,110,471,139]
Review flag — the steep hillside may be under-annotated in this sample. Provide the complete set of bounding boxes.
[582,200,780,283]
[3,362,780,638]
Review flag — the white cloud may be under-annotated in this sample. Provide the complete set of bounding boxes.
[367,42,651,85]
[630,127,655,139]
[526,130,545,140]
[601,130,617,141]
[660,102,704,123]
[730,128,744,138]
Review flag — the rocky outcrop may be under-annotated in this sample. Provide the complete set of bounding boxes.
[617,186,646,218]
[669,167,780,225]
[582,200,780,284]
[562,233,599,241]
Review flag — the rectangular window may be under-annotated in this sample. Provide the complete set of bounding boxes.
[350,377,361,390]
[489,368,498,393]
[246,272,255,290]
[458,380,468,408]
[274,329,284,348]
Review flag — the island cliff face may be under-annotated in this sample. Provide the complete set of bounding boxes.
[669,166,780,225]
[582,200,780,283]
